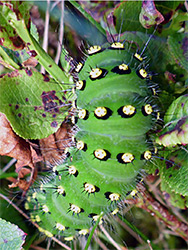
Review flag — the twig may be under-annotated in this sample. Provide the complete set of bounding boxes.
[46,238,51,250]
[99,225,127,250]
[93,233,109,250]
[2,158,17,172]
[55,0,64,65]
[136,184,188,241]
[147,240,153,250]
[41,0,50,74]
[115,216,144,245]
[185,1,188,12]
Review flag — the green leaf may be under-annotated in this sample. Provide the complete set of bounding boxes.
[70,1,106,37]
[0,69,73,139]
[119,31,169,73]
[164,94,188,122]
[0,45,32,68]
[168,34,188,72]
[161,178,188,209]
[60,46,73,75]
[161,148,188,197]
[113,2,145,33]
[159,11,188,37]
[155,1,184,11]
[154,1,187,37]
[0,46,20,70]
[30,21,39,42]
[0,189,28,233]
[0,1,70,83]
[0,218,26,250]
[0,1,31,50]
[156,95,188,147]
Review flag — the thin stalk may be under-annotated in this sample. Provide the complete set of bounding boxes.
[41,0,50,74]
[55,0,65,65]
[99,225,125,250]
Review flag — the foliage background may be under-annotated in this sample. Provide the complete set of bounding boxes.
[0,1,188,250]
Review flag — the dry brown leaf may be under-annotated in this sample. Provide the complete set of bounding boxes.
[39,122,73,166]
[22,57,38,68]
[0,112,73,191]
[0,113,39,191]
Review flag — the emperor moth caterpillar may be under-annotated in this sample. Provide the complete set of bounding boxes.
[25,41,159,240]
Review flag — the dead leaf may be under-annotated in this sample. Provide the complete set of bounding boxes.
[0,112,39,191]
[0,112,73,191]
[39,122,73,166]
[22,57,38,68]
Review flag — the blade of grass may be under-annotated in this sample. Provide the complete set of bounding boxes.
[0,172,18,179]
[23,232,38,250]
[117,214,158,250]
[84,213,103,250]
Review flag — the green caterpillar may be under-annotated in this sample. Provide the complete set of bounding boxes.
[25,41,159,239]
